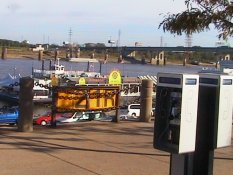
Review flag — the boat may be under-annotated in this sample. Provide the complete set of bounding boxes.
[0,77,51,103]
[69,57,99,63]
[73,76,157,97]
[0,57,157,106]
[0,73,21,90]
[32,58,101,79]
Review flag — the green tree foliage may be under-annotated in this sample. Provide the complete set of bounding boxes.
[0,39,31,47]
[159,0,233,39]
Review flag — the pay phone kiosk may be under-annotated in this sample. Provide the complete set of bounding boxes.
[198,73,233,149]
[154,73,199,154]
[191,73,233,175]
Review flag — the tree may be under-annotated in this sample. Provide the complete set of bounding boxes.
[159,0,233,40]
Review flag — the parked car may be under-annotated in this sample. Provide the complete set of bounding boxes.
[58,111,105,123]
[33,112,51,126]
[0,106,19,125]
[127,104,155,118]
[33,112,72,125]
[57,112,83,123]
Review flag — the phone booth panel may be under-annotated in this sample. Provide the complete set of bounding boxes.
[217,76,233,148]
[154,73,199,154]
[199,74,233,149]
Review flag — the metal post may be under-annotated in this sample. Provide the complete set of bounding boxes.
[192,85,215,175]
[49,60,52,70]
[112,86,121,123]
[87,61,90,72]
[170,153,193,175]
[140,79,153,122]
[41,60,45,71]
[51,87,57,128]
[99,62,102,74]
[18,77,34,132]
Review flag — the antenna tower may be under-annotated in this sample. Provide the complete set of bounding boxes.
[69,28,72,44]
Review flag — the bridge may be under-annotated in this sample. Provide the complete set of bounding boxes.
[82,46,233,53]
[80,46,233,63]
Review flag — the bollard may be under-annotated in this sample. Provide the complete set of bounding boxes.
[140,79,153,122]
[156,58,159,65]
[118,54,123,63]
[76,48,80,58]
[66,50,70,58]
[54,50,59,61]
[70,48,73,58]
[215,61,219,69]
[38,50,43,61]
[1,47,7,60]
[91,52,95,59]
[163,56,167,66]
[18,77,34,132]
[105,53,109,60]
[183,58,186,66]
[141,58,146,64]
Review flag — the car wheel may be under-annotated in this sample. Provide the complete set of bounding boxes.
[132,113,137,118]
[40,120,47,126]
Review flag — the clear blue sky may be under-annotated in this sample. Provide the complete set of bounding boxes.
[0,0,232,47]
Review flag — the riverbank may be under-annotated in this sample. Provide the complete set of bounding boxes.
[2,48,122,63]
[1,47,216,67]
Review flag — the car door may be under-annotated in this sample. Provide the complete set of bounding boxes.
[5,109,17,123]
[0,111,4,123]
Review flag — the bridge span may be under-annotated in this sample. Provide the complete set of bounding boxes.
[82,46,233,53]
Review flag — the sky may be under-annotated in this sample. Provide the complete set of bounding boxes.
[0,0,232,47]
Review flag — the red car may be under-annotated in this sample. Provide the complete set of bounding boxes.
[33,112,72,125]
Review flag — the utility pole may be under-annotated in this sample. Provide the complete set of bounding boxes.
[160,36,163,47]
[117,29,121,48]
[117,29,121,54]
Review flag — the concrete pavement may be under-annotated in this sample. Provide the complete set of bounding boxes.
[0,121,232,175]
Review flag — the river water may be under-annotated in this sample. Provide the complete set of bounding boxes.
[0,58,206,79]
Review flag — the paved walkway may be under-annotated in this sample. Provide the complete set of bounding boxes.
[0,122,232,175]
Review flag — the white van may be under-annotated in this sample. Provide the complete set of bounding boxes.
[127,104,141,118]
[127,104,155,118]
